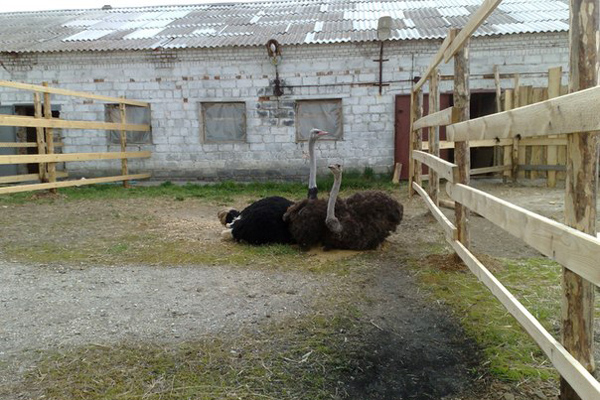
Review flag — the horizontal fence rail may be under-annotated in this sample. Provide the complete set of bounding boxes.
[445,182,600,287]
[0,151,151,165]
[447,85,600,142]
[0,173,152,195]
[412,150,458,183]
[412,182,457,240]
[0,114,150,132]
[413,106,460,131]
[450,240,600,400]
[0,80,149,107]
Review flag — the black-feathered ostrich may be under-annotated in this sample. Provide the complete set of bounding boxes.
[282,128,331,250]
[323,163,403,250]
[218,128,329,246]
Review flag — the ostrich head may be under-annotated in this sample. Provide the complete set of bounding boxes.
[309,128,329,141]
[327,163,342,176]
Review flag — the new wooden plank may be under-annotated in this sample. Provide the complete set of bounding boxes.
[0,114,150,132]
[413,182,457,240]
[0,173,151,195]
[412,150,458,183]
[428,70,441,205]
[449,239,600,400]
[413,29,457,92]
[520,138,568,146]
[447,85,600,142]
[0,171,68,184]
[503,89,514,181]
[445,182,600,287]
[547,66,563,188]
[443,0,503,62]
[423,139,512,151]
[408,89,423,197]
[0,80,149,107]
[413,106,460,131]
[0,151,151,165]
[119,100,129,189]
[43,82,56,192]
[34,91,46,182]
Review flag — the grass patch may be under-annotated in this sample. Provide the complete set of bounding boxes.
[12,312,365,399]
[0,170,401,205]
[413,253,568,382]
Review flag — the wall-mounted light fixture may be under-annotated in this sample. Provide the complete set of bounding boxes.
[266,39,284,97]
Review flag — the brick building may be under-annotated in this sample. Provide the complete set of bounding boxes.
[0,0,570,181]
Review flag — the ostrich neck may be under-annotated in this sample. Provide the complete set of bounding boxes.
[308,135,318,199]
[326,171,342,223]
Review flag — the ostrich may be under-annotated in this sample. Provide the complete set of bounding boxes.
[282,128,331,250]
[219,128,329,246]
[323,163,403,250]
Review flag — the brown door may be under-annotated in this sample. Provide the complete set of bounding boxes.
[394,94,452,179]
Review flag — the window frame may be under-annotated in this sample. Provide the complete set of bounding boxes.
[105,103,152,145]
[200,101,247,144]
[295,98,343,142]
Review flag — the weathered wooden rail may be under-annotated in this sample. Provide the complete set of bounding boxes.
[409,1,600,399]
[0,80,151,194]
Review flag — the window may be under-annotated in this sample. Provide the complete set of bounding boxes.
[296,99,342,141]
[201,102,246,143]
[106,104,152,144]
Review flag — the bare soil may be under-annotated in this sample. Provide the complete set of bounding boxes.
[0,178,596,399]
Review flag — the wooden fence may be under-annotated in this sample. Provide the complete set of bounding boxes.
[0,80,152,194]
[409,1,600,399]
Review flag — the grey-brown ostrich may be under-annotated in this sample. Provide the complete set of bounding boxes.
[282,128,330,250]
[323,163,403,250]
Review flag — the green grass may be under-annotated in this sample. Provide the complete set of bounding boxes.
[413,254,569,382]
[11,305,367,400]
[0,169,400,205]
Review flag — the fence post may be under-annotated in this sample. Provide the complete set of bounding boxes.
[547,66,562,188]
[119,99,129,188]
[453,39,470,247]
[428,69,440,205]
[561,1,598,399]
[408,88,423,197]
[33,92,46,183]
[42,82,56,193]
[502,88,513,183]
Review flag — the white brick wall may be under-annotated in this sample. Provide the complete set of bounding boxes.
[0,32,569,181]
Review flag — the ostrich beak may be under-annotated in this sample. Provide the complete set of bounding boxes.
[316,130,329,136]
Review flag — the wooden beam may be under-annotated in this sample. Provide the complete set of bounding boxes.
[413,182,457,240]
[547,66,563,188]
[119,100,129,189]
[503,88,514,182]
[428,69,440,205]
[0,151,151,165]
[34,91,46,182]
[423,139,512,151]
[445,182,600,287]
[0,171,68,184]
[412,150,458,183]
[520,137,568,146]
[443,0,503,62]
[408,89,423,197]
[413,29,457,92]
[0,114,150,132]
[0,80,149,107]
[0,173,151,195]
[447,85,600,142]
[413,106,460,131]
[449,239,600,400]
[562,1,598,397]
[453,38,470,248]
[43,82,56,192]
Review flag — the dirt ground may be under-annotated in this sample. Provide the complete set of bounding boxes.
[0,178,597,399]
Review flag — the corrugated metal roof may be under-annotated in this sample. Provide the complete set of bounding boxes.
[0,0,569,53]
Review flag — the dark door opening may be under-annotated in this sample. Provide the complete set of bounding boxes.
[14,105,60,174]
[394,91,498,180]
